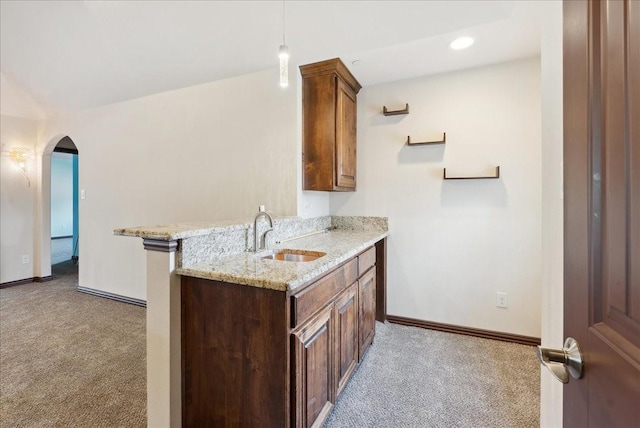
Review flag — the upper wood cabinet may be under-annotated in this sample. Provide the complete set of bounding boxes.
[300,58,362,191]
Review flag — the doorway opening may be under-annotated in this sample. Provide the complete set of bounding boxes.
[50,137,78,273]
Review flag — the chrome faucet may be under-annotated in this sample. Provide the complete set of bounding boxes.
[253,205,274,252]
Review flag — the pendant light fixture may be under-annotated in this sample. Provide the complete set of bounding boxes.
[279,0,289,87]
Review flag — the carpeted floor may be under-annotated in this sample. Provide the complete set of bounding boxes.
[50,237,74,265]
[1,263,539,428]
[0,261,146,428]
[324,322,540,427]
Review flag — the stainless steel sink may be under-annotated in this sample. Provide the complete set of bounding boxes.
[261,250,326,262]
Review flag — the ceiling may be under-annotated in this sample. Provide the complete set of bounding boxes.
[0,1,546,114]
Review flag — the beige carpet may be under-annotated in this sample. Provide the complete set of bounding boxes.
[324,322,540,427]
[0,261,146,428]
[50,238,74,265]
[2,261,539,427]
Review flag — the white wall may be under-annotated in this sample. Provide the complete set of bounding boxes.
[331,58,542,337]
[40,67,298,300]
[540,1,564,426]
[0,115,38,283]
[0,72,48,120]
[50,152,74,238]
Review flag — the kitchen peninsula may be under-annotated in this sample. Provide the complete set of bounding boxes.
[115,215,388,428]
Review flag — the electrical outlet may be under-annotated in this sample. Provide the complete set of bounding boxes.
[496,292,508,308]
[22,255,30,264]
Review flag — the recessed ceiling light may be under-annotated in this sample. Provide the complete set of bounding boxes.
[449,37,474,50]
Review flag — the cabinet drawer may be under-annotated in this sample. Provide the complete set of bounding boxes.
[358,247,376,276]
[292,258,358,328]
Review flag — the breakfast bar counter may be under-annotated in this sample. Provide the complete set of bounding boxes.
[115,215,388,428]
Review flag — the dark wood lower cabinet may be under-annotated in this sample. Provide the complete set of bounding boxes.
[181,246,378,428]
[292,304,334,428]
[358,268,376,359]
[335,282,359,396]
[181,277,289,427]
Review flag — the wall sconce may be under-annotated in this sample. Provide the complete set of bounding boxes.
[9,147,33,187]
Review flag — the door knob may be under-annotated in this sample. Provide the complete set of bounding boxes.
[536,337,584,384]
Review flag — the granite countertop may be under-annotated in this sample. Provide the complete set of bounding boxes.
[114,220,254,240]
[176,229,388,292]
[114,216,299,240]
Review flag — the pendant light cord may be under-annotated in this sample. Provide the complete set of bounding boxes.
[282,0,286,45]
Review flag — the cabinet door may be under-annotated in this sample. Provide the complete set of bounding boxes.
[334,283,359,396]
[335,78,357,189]
[292,305,334,428]
[359,267,376,359]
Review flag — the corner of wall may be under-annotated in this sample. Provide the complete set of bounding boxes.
[539,1,564,426]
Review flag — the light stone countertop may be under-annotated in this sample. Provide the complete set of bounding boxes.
[176,229,388,292]
[113,216,302,240]
[114,221,251,240]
